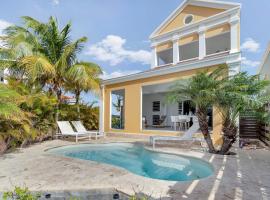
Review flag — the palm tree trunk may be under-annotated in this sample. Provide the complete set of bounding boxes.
[75,90,81,120]
[55,89,62,122]
[196,108,217,153]
[219,117,237,154]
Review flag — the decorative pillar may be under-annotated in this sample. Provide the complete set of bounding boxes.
[230,16,240,54]
[172,35,179,64]
[151,43,158,68]
[228,61,241,76]
[99,85,105,134]
[198,26,206,59]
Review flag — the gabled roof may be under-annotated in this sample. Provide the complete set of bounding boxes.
[150,0,241,39]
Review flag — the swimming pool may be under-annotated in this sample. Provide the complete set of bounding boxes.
[48,143,213,181]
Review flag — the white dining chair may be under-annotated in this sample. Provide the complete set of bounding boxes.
[171,116,178,131]
[178,115,187,130]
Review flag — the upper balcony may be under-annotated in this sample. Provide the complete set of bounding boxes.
[150,1,241,69]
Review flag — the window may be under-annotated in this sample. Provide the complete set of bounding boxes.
[179,40,199,61]
[0,77,4,82]
[111,89,125,129]
[178,102,183,114]
[206,32,231,55]
[184,15,193,25]
[152,101,160,112]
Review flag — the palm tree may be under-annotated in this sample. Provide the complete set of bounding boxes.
[167,69,224,153]
[66,62,102,104]
[65,61,102,119]
[215,72,270,154]
[0,16,100,120]
[0,83,29,153]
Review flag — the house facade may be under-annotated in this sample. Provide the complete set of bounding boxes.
[258,42,270,81]
[100,0,241,145]
[258,42,270,145]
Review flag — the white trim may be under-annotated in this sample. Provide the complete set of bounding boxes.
[173,39,180,64]
[142,129,181,133]
[199,26,206,59]
[150,7,240,44]
[151,46,158,69]
[150,0,241,38]
[109,90,112,130]
[99,85,105,133]
[102,52,241,85]
[228,61,241,76]
[258,42,270,74]
[140,86,143,131]
[229,16,239,54]
[150,0,189,39]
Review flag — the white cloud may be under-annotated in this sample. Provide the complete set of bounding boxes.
[0,19,12,47]
[241,57,260,68]
[52,0,60,5]
[100,70,141,80]
[86,35,151,66]
[241,38,260,53]
[0,19,12,35]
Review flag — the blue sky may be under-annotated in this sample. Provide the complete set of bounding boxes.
[0,0,269,103]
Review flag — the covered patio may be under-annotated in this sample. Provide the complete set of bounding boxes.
[142,81,213,132]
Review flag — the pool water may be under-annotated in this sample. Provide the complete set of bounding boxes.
[48,143,213,181]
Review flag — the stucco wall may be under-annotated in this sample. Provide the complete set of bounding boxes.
[103,65,226,144]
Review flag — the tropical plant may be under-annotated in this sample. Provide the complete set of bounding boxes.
[66,62,102,104]
[0,82,30,153]
[215,72,270,154]
[167,68,223,153]
[3,186,41,200]
[59,102,99,130]
[0,16,101,121]
[0,79,57,153]
[167,68,270,154]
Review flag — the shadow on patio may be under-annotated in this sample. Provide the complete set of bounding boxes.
[137,146,270,200]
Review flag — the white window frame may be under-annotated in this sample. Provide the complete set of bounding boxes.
[183,14,194,25]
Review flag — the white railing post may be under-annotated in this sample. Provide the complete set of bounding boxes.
[230,16,240,54]
[172,35,179,64]
[151,43,158,68]
[99,85,105,133]
[198,26,206,60]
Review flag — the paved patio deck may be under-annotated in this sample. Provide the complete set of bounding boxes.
[0,137,269,200]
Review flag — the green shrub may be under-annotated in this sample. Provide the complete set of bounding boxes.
[3,187,40,200]
[59,103,99,130]
[129,195,149,200]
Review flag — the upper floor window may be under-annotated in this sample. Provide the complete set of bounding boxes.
[184,15,193,25]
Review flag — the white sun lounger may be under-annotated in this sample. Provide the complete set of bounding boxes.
[56,121,91,143]
[150,117,204,149]
[71,121,105,140]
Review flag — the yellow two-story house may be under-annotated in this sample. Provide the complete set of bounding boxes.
[99,0,241,145]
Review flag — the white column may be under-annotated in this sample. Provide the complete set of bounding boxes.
[198,26,206,60]
[99,85,105,133]
[172,35,179,64]
[3,68,9,84]
[230,16,240,54]
[151,44,158,68]
[228,61,241,76]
